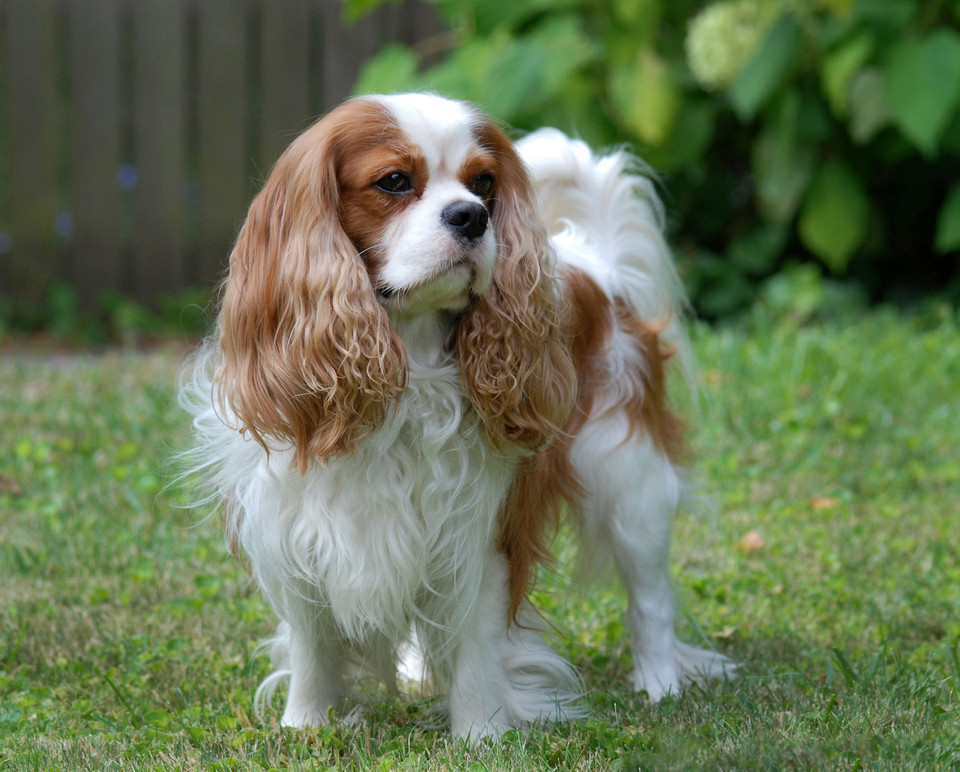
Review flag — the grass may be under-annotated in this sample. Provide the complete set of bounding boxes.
[1,308,958,770]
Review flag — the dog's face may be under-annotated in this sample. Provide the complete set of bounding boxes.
[336,94,501,316]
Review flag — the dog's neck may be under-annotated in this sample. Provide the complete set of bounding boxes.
[389,310,461,368]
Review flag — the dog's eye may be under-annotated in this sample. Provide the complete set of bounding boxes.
[374,172,413,194]
[469,174,495,199]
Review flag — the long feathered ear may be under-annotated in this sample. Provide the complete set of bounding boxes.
[216,107,406,472]
[455,119,579,622]
[454,120,577,453]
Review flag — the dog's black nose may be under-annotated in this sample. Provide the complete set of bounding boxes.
[441,201,489,241]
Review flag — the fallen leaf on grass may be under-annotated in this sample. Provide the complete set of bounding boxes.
[810,496,838,510]
[713,625,739,642]
[236,705,254,729]
[736,530,765,552]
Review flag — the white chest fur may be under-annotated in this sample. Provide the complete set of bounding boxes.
[230,355,516,644]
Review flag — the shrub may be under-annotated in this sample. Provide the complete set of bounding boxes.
[352,0,960,318]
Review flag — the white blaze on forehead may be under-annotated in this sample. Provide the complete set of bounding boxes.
[374,93,481,173]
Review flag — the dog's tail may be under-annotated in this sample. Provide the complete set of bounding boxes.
[516,127,698,418]
[516,129,687,340]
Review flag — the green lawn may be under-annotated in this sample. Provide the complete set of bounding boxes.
[1,310,958,770]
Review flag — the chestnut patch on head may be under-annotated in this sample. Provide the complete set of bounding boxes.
[335,125,428,280]
[458,153,498,205]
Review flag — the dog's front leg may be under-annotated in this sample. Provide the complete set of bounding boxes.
[277,606,347,728]
[447,552,582,740]
[447,552,515,739]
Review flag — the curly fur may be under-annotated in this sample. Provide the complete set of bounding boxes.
[455,120,577,454]
[182,93,733,740]
[216,101,407,472]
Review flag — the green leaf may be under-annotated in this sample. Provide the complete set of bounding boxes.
[821,32,875,117]
[847,68,890,143]
[760,263,826,319]
[729,14,804,120]
[609,48,680,146]
[821,0,856,14]
[639,98,716,172]
[194,574,222,599]
[798,161,870,273]
[353,45,420,97]
[935,186,960,252]
[728,225,789,275]
[130,556,155,583]
[752,92,816,223]
[884,30,960,155]
[685,252,754,318]
[852,0,918,30]
[341,0,388,23]
[942,111,960,156]
[417,37,505,103]
[438,0,580,35]
[483,17,593,119]
[415,19,587,115]
[611,0,661,47]
[753,129,815,224]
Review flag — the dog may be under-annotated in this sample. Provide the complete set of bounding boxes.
[181,92,732,739]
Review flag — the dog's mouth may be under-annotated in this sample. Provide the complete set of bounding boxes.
[376,254,491,311]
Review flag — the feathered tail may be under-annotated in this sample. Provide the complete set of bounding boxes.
[517,129,685,326]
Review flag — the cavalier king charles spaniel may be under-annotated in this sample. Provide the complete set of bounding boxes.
[183,92,732,739]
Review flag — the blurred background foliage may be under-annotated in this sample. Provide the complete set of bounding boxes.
[353,0,960,320]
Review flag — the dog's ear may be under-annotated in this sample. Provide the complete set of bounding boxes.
[216,107,406,472]
[455,119,579,621]
[455,119,577,454]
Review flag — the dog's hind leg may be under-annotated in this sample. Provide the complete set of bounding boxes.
[571,416,733,701]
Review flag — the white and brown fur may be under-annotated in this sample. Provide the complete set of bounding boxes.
[181,93,732,739]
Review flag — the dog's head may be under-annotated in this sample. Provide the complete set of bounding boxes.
[215,93,576,471]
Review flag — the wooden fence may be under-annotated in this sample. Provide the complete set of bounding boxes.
[0,0,441,314]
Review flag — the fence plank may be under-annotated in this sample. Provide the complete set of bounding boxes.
[388,1,445,64]
[260,0,313,171]
[197,0,248,286]
[0,4,8,293]
[69,0,122,308]
[319,1,380,108]
[133,0,186,303]
[5,0,60,310]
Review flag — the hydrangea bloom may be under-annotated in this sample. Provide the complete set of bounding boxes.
[685,0,783,90]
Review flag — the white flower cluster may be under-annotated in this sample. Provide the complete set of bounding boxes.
[685,0,786,90]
